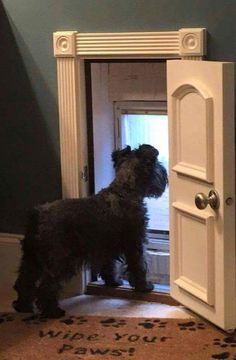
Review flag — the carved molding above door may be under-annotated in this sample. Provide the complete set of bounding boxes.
[54,28,206,59]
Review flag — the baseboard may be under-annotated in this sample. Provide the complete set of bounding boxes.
[0,233,23,298]
[0,233,23,244]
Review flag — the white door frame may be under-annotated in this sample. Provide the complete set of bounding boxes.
[53,27,206,292]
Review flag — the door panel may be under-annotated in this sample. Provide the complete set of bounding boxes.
[172,82,213,182]
[172,202,214,306]
[167,60,235,330]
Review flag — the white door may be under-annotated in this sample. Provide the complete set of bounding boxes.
[167,60,235,330]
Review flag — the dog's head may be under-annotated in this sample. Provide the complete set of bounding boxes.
[112,144,168,198]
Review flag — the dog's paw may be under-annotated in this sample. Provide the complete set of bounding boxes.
[104,279,124,287]
[41,307,65,319]
[12,300,34,313]
[134,281,154,293]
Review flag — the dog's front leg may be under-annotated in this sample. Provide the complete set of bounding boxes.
[125,245,154,292]
[100,258,124,287]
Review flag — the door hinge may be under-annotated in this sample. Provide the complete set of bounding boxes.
[80,165,88,182]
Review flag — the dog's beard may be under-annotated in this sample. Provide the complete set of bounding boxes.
[145,163,168,198]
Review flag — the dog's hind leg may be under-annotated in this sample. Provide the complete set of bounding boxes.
[125,245,154,292]
[12,255,42,313]
[13,208,41,313]
[36,272,65,318]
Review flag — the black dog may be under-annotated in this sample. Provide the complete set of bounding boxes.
[13,144,168,318]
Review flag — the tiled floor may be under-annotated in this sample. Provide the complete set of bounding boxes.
[1,289,194,319]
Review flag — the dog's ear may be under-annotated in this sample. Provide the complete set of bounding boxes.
[136,144,159,160]
[112,145,131,168]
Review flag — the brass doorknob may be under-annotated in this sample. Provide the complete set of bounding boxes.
[195,190,220,210]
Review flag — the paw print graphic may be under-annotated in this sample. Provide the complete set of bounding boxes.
[203,334,236,360]
[138,319,167,329]
[100,318,127,328]
[0,313,14,324]
[211,352,232,359]
[22,314,48,325]
[211,336,236,359]
[177,321,206,331]
[213,336,236,349]
[60,316,88,325]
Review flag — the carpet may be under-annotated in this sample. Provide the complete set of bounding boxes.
[0,313,236,359]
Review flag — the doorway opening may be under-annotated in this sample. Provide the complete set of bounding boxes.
[85,60,170,294]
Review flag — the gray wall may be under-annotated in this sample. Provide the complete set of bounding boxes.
[1,0,236,233]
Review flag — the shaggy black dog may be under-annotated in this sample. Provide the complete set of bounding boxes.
[13,144,168,318]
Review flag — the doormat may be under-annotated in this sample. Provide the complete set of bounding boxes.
[0,312,236,359]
